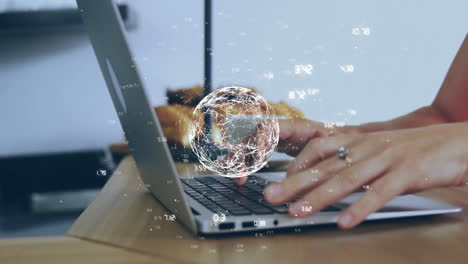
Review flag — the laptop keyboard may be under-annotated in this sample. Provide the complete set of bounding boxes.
[181,175,340,216]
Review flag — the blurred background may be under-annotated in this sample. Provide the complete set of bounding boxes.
[0,0,467,238]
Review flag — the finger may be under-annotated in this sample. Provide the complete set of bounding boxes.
[337,172,407,229]
[288,154,390,217]
[235,177,247,185]
[287,134,358,175]
[265,143,369,204]
[277,119,328,156]
[265,157,349,204]
[278,119,325,142]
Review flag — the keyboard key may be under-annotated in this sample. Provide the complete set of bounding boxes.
[213,177,234,184]
[248,176,271,186]
[194,186,211,191]
[243,193,263,200]
[246,206,273,214]
[216,189,234,194]
[211,185,230,191]
[190,194,204,200]
[196,177,218,184]
[234,186,253,195]
[201,190,220,196]
[243,184,264,193]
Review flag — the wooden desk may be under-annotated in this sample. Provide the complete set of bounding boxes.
[0,236,167,264]
[68,156,468,264]
[3,156,468,264]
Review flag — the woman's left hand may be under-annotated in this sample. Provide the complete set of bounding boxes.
[264,122,468,229]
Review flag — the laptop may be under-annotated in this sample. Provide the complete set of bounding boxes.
[77,0,461,235]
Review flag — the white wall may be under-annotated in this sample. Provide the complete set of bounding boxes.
[0,0,467,157]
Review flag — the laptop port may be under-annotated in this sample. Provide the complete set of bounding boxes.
[242,221,256,228]
[218,222,235,230]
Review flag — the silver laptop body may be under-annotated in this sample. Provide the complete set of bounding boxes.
[77,0,461,235]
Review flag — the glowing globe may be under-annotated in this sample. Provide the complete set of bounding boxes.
[189,86,279,178]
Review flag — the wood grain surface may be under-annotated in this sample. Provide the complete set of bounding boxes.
[0,236,169,264]
[67,156,468,264]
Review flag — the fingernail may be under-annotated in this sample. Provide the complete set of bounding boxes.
[264,184,284,201]
[338,214,354,228]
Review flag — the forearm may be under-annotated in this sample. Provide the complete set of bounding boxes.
[433,34,468,122]
[351,105,448,133]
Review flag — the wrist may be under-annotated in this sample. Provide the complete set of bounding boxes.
[337,125,363,134]
[352,105,449,134]
[420,105,451,124]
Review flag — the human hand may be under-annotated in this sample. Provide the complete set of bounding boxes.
[234,119,356,184]
[263,122,468,229]
[233,119,327,184]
